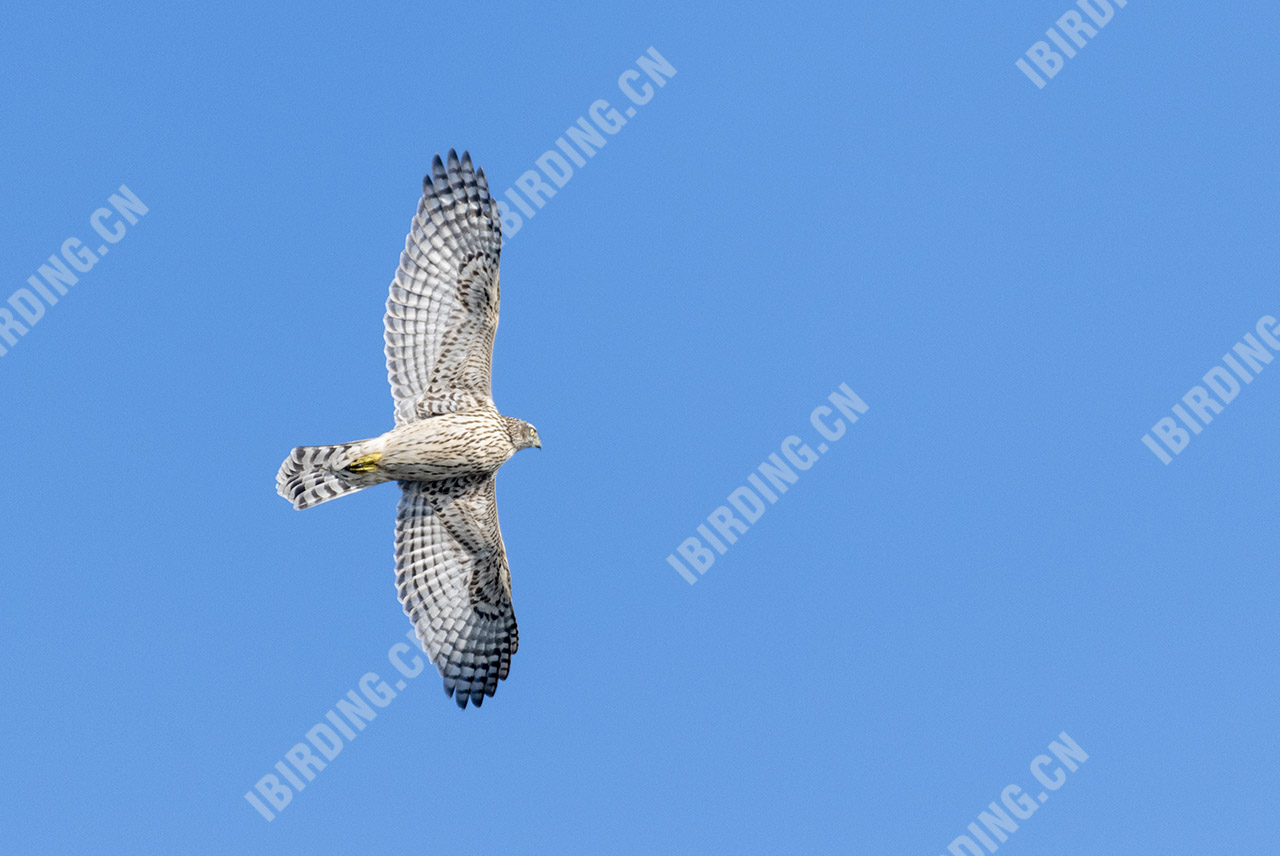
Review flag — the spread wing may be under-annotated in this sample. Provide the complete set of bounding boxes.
[384,149,502,425]
[394,475,519,709]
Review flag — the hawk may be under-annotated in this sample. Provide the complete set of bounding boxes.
[276,150,539,709]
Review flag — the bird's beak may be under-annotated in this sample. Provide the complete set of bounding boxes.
[534,438,542,449]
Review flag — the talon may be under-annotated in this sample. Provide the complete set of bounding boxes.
[346,452,383,473]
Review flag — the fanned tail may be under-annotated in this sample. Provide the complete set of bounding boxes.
[276,443,380,510]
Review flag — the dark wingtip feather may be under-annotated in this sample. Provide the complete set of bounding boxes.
[422,149,487,195]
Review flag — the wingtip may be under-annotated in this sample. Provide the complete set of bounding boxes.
[424,153,445,192]
[442,677,489,710]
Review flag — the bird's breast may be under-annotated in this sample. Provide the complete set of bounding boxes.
[378,411,513,481]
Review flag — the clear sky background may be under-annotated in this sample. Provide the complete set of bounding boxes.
[3,2,1279,854]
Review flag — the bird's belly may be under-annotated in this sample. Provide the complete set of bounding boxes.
[379,414,512,482]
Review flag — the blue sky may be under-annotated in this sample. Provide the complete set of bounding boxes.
[3,2,1279,853]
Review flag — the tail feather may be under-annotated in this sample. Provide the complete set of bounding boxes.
[276,444,372,510]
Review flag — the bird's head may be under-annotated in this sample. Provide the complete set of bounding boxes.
[508,419,542,452]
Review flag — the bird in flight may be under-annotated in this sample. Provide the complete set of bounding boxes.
[276,150,539,709]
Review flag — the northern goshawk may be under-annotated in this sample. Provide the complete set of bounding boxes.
[276,150,538,709]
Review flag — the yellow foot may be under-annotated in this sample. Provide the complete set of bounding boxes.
[345,452,383,473]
